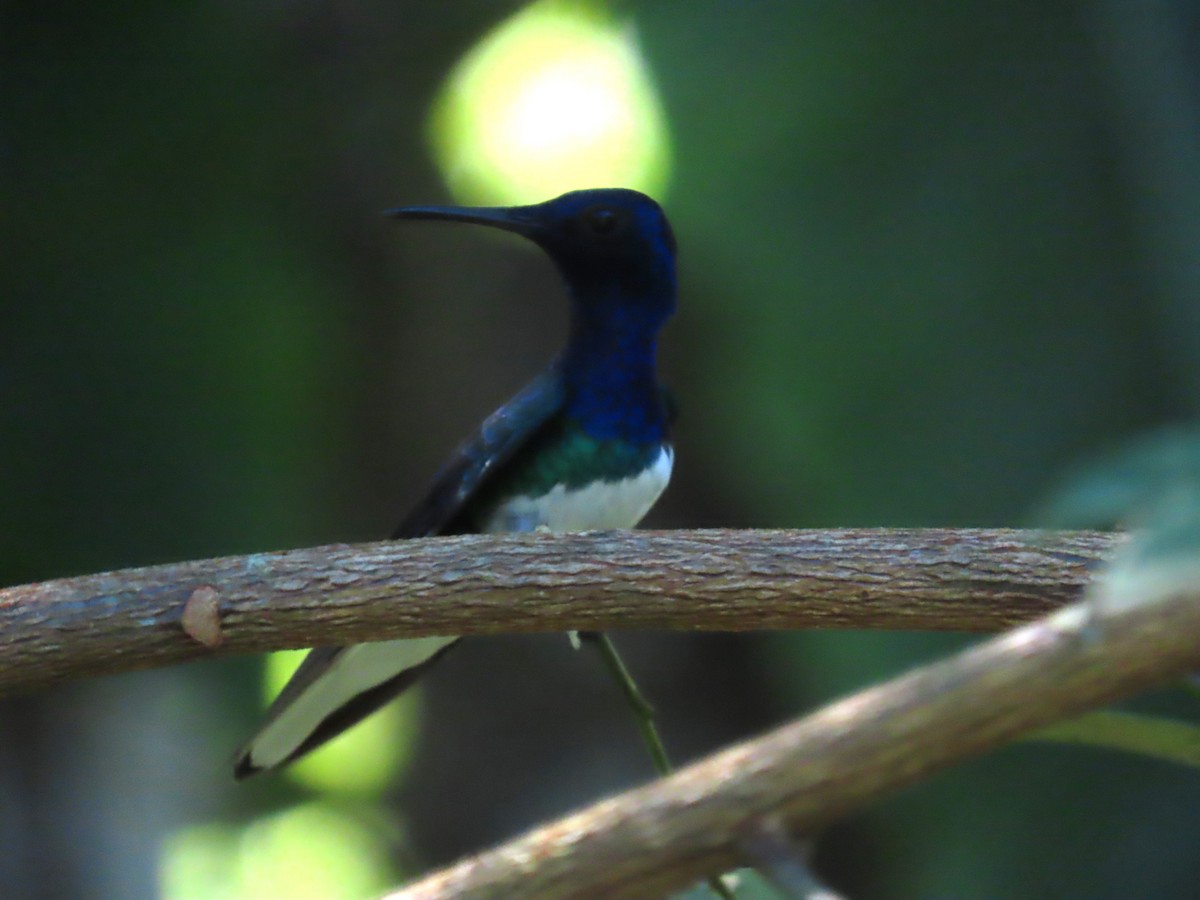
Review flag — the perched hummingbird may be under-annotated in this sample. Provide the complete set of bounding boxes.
[234,188,678,778]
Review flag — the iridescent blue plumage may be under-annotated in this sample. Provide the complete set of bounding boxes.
[235,189,678,777]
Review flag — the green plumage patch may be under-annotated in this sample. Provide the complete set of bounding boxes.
[471,416,662,510]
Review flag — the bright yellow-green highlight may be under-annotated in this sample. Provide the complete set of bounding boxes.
[160,805,393,900]
[263,649,420,795]
[430,0,672,205]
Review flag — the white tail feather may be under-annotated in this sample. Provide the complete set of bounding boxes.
[241,636,456,772]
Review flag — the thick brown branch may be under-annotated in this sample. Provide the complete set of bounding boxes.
[0,528,1117,694]
[387,576,1200,900]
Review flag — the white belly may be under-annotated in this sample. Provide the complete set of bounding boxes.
[481,446,673,533]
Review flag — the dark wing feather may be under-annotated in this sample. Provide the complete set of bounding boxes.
[392,361,566,538]
[233,363,566,778]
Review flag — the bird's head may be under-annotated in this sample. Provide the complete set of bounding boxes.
[387,188,677,324]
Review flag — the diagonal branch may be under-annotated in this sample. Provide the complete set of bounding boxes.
[0,529,1117,694]
[385,573,1200,900]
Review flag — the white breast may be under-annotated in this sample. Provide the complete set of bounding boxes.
[481,446,673,533]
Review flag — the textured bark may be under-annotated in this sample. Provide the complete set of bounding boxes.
[387,575,1200,899]
[0,529,1117,694]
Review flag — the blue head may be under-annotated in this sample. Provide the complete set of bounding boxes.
[386,188,677,331]
[387,188,677,443]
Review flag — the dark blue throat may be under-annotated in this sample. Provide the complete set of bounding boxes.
[561,289,671,446]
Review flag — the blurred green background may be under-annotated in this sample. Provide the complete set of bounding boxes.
[6,1,1200,897]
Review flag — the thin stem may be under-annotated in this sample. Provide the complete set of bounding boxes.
[581,631,672,776]
[580,631,736,900]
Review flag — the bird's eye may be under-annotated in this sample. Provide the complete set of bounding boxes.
[583,207,620,235]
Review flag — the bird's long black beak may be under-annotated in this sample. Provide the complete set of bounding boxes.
[383,203,542,238]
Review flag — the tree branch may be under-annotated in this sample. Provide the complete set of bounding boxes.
[386,572,1200,900]
[0,529,1117,694]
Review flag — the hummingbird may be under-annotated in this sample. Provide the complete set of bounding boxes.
[234,188,678,778]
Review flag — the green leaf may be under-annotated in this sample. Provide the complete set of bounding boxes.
[1031,710,1200,769]
[1037,426,1200,529]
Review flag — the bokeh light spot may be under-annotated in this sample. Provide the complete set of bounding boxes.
[160,805,394,900]
[429,0,672,205]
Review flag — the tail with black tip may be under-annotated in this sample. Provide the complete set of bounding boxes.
[234,636,458,779]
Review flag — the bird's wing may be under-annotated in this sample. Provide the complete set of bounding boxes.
[234,364,566,779]
[393,361,567,537]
